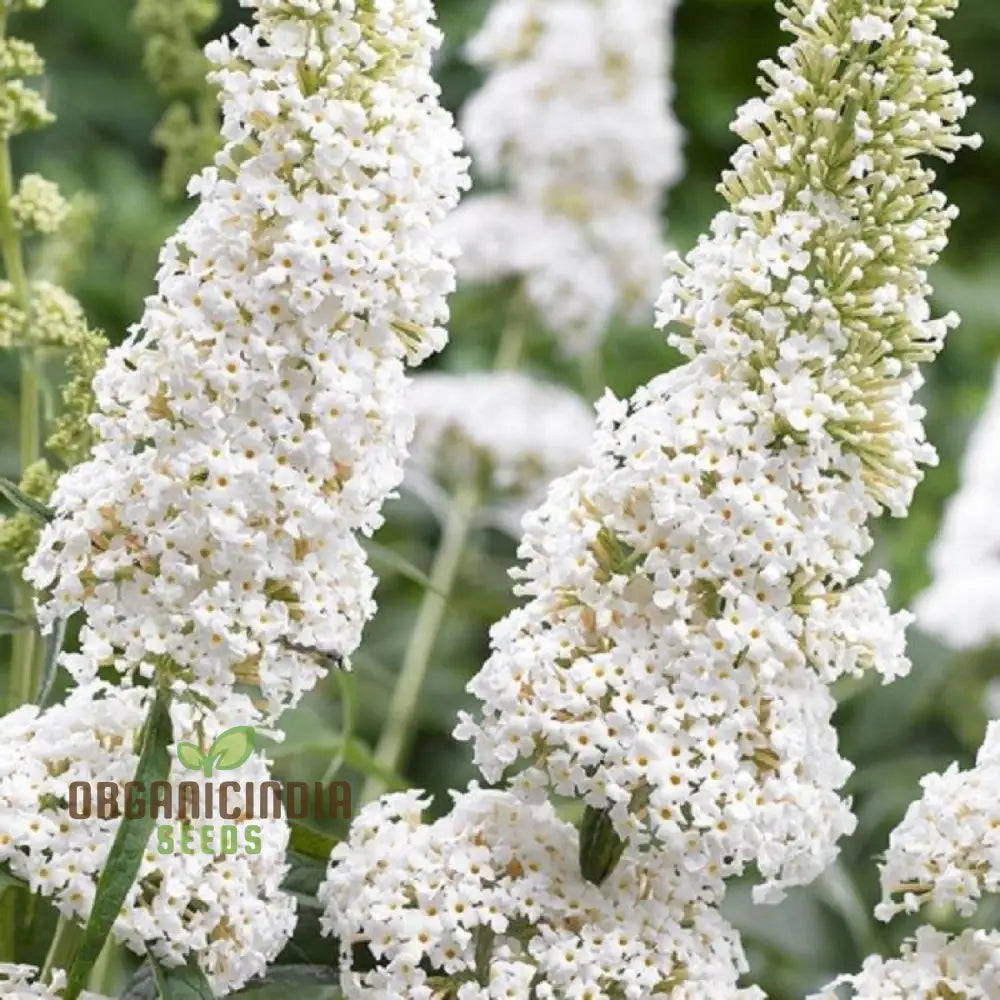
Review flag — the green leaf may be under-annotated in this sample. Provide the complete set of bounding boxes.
[0,476,54,523]
[121,962,156,1000]
[276,852,335,967]
[0,610,33,635]
[62,687,173,1000]
[289,821,338,862]
[208,725,256,772]
[0,862,26,897]
[282,849,328,901]
[578,804,626,886]
[321,671,355,783]
[229,965,341,999]
[149,952,214,999]
[816,860,881,957]
[175,741,206,772]
[36,616,68,709]
[339,737,406,790]
[364,540,446,597]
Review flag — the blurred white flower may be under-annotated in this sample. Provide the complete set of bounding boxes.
[457,0,978,903]
[914,364,1000,649]
[26,0,469,722]
[809,927,1000,999]
[0,683,295,993]
[0,965,107,1000]
[876,719,1000,921]
[407,371,594,530]
[447,0,683,355]
[319,787,763,1000]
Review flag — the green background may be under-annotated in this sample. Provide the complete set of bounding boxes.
[3,0,1000,995]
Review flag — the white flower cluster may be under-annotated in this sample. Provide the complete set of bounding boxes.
[10,173,69,234]
[5,0,469,991]
[914,364,1000,649]
[0,965,106,1000]
[322,1,979,994]
[809,927,1000,1000]
[321,788,762,1000]
[0,683,295,993]
[407,371,593,529]
[25,0,469,722]
[875,719,1000,920]
[457,0,978,904]
[446,0,682,355]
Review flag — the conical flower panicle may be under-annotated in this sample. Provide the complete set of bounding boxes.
[25,0,469,722]
[457,0,978,903]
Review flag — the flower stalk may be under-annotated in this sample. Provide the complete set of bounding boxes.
[365,293,530,804]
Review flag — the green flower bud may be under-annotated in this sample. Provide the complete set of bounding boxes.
[10,174,68,234]
[0,79,53,138]
[0,38,43,78]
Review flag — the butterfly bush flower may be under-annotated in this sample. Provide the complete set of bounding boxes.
[457,0,978,903]
[874,719,1000,920]
[0,684,295,993]
[26,0,469,721]
[913,364,1000,648]
[407,371,594,530]
[320,788,763,999]
[808,927,1000,999]
[0,965,107,1000]
[446,0,682,356]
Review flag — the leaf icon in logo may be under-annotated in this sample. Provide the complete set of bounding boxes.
[207,726,256,773]
[173,727,255,777]
[176,742,207,773]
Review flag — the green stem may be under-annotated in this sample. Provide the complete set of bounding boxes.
[0,26,42,709]
[0,892,16,962]
[87,937,122,995]
[493,284,529,372]
[362,288,530,804]
[362,478,480,805]
[40,915,83,985]
[579,344,605,402]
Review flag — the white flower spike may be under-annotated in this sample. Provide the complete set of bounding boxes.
[457,0,979,903]
[25,0,469,723]
[446,0,683,356]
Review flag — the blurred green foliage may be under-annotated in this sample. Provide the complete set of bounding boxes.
[1,0,999,995]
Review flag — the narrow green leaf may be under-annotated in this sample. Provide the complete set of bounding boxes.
[289,821,338,862]
[0,610,33,635]
[36,616,68,709]
[209,725,256,772]
[0,476,54,523]
[229,964,341,998]
[474,926,494,987]
[364,540,446,597]
[62,688,173,1000]
[149,952,214,1000]
[0,862,27,896]
[817,861,881,957]
[340,737,406,790]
